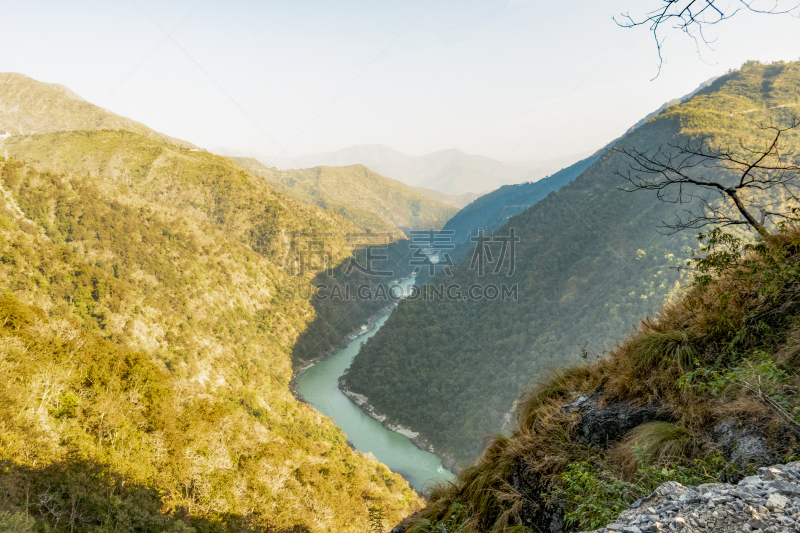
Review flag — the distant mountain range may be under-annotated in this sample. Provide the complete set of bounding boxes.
[215,144,590,198]
[232,158,459,235]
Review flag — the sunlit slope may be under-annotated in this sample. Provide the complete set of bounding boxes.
[234,158,459,234]
[343,60,800,466]
[0,72,196,148]
[0,131,421,531]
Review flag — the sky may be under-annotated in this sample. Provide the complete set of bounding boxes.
[2,0,800,165]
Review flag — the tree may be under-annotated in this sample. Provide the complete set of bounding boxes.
[615,1,799,75]
[616,117,800,238]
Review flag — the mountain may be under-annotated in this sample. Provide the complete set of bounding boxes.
[274,144,541,195]
[232,158,459,235]
[408,186,480,209]
[0,72,196,148]
[342,60,800,467]
[407,220,800,533]
[0,90,422,530]
[442,154,601,245]
[439,76,720,247]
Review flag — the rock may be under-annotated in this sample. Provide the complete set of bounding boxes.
[713,421,777,471]
[511,460,564,532]
[563,388,672,449]
[767,493,789,510]
[577,461,800,533]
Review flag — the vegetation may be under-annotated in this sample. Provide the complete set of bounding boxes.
[343,60,800,467]
[0,126,423,531]
[409,197,800,533]
[440,154,599,246]
[232,158,459,235]
[0,73,195,148]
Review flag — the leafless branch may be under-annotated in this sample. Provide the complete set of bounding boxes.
[615,1,799,76]
[615,117,800,237]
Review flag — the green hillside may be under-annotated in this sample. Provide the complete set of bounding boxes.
[343,60,800,467]
[408,186,479,209]
[441,154,600,245]
[0,129,421,531]
[233,158,459,235]
[0,73,196,148]
[412,219,800,533]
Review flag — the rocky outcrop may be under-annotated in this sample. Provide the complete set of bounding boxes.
[713,421,778,471]
[563,388,673,449]
[580,462,800,533]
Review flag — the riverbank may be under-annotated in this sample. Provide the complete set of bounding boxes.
[289,278,459,478]
[289,300,397,404]
[338,379,462,474]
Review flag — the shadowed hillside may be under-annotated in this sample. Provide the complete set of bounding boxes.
[344,60,800,468]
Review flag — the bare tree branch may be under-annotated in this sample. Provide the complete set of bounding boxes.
[615,117,800,238]
[615,1,799,77]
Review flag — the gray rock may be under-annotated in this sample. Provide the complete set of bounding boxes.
[577,461,800,533]
[563,388,673,449]
[713,421,777,470]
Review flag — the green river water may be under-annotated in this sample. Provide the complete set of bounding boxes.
[296,279,455,492]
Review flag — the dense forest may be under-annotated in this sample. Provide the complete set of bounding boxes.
[408,181,800,533]
[441,154,600,246]
[0,125,422,531]
[344,60,800,466]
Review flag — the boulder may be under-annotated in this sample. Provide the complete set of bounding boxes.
[563,389,673,449]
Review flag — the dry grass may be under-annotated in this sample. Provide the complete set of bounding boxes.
[611,422,694,478]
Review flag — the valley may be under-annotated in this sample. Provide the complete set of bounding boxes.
[2,9,800,531]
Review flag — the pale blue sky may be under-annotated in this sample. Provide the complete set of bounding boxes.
[2,1,799,163]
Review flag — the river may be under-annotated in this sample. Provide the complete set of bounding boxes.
[296,278,455,492]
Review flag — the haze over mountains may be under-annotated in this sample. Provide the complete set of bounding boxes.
[344,60,800,466]
[216,144,590,199]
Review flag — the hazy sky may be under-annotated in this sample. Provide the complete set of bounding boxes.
[2,1,799,164]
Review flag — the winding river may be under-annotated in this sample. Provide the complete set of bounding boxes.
[296,278,455,492]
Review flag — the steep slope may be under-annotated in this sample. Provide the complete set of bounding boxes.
[0,72,196,148]
[439,77,719,247]
[343,60,800,467]
[442,154,600,245]
[0,130,421,531]
[409,223,800,533]
[232,158,458,234]
[280,144,539,195]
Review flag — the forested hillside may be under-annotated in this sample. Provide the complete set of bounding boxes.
[232,158,458,235]
[440,76,718,247]
[441,154,600,245]
[0,127,422,531]
[0,73,195,148]
[344,60,800,466]
[410,201,800,533]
